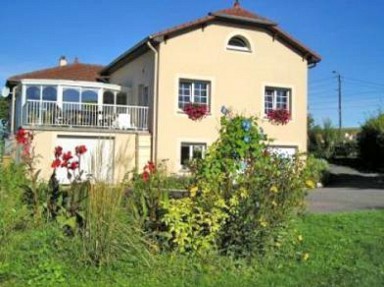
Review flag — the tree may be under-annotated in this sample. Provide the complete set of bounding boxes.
[0,97,9,120]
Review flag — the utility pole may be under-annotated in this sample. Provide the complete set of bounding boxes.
[333,71,342,135]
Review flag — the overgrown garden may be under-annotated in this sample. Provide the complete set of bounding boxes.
[0,109,383,286]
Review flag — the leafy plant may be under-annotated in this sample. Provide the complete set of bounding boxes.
[358,112,384,169]
[160,107,310,257]
[308,118,339,159]
[125,161,169,242]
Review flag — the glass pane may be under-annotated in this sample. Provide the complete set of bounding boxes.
[63,88,80,102]
[192,145,204,159]
[180,145,190,165]
[82,90,98,104]
[26,86,40,100]
[42,86,57,101]
[103,91,114,105]
[179,82,192,109]
[117,92,127,105]
[228,36,248,48]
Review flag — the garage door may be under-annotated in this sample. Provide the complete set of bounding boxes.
[55,136,114,184]
[268,146,297,158]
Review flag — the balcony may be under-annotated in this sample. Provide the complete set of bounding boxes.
[22,100,149,131]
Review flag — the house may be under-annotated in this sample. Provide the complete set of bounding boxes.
[6,58,151,182]
[6,2,320,182]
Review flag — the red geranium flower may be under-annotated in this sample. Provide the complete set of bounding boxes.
[146,161,156,173]
[62,151,73,162]
[54,146,63,158]
[68,161,79,170]
[183,103,209,121]
[267,109,291,125]
[142,171,150,182]
[15,128,28,145]
[51,159,61,169]
[75,145,87,155]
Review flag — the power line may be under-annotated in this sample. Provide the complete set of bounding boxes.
[344,77,384,88]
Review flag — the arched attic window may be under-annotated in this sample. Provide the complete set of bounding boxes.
[227,35,251,52]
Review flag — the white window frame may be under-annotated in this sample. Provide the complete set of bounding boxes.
[264,87,292,116]
[180,142,207,168]
[178,79,210,111]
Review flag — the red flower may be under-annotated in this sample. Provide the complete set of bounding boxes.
[68,161,79,170]
[15,128,28,145]
[54,146,63,158]
[183,103,208,121]
[142,171,150,182]
[75,145,87,155]
[61,161,68,168]
[146,161,156,173]
[51,159,61,169]
[62,151,73,162]
[267,109,291,125]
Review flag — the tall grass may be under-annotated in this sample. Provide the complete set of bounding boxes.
[83,182,153,267]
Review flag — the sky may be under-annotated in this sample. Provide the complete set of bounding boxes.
[1,0,384,128]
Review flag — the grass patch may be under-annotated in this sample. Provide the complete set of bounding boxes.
[1,210,383,286]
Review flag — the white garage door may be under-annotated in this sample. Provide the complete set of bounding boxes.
[268,146,297,158]
[55,136,114,184]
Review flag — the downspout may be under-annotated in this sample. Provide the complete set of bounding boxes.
[11,86,17,134]
[147,40,159,163]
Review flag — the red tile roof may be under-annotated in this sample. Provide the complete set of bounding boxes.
[7,62,104,84]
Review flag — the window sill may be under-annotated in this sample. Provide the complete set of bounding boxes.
[226,47,252,53]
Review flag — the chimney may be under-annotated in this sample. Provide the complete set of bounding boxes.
[59,56,68,67]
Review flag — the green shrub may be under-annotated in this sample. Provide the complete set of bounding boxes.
[160,111,311,257]
[308,119,339,159]
[358,113,384,169]
[124,161,169,246]
[0,162,31,243]
[303,155,329,185]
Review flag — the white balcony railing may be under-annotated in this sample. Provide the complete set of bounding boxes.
[22,100,149,131]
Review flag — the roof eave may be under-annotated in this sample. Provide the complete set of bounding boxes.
[100,37,152,76]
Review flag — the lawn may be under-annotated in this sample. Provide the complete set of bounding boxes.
[1,210,383,287]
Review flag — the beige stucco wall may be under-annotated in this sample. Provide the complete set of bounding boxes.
[109,52,155,123]
[107,23,310,173]
[155,23,309,172]
[30,129,150,183]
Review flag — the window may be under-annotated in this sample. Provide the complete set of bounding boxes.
[178,80,210,110]
[116,92,127,105]
[227,36,251,52]
[264,87,291,115]
[138,85,149,106]
[81,90,98,104]
[180,143,206,167]
[26,86,40,100]
[103,91,115,105]
[63,88,80,103]
[42,86,57,101]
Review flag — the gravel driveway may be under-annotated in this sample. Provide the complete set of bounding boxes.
[307,164,384,213]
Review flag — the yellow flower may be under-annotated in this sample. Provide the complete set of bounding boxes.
[270,185,278,193]
[298,235,303,242]
[190,186,198,197]
[275,242,281,248]
[302,252,309,261]
[305,180,316,189]
[259,217,268,227]
[272,200,277,207]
